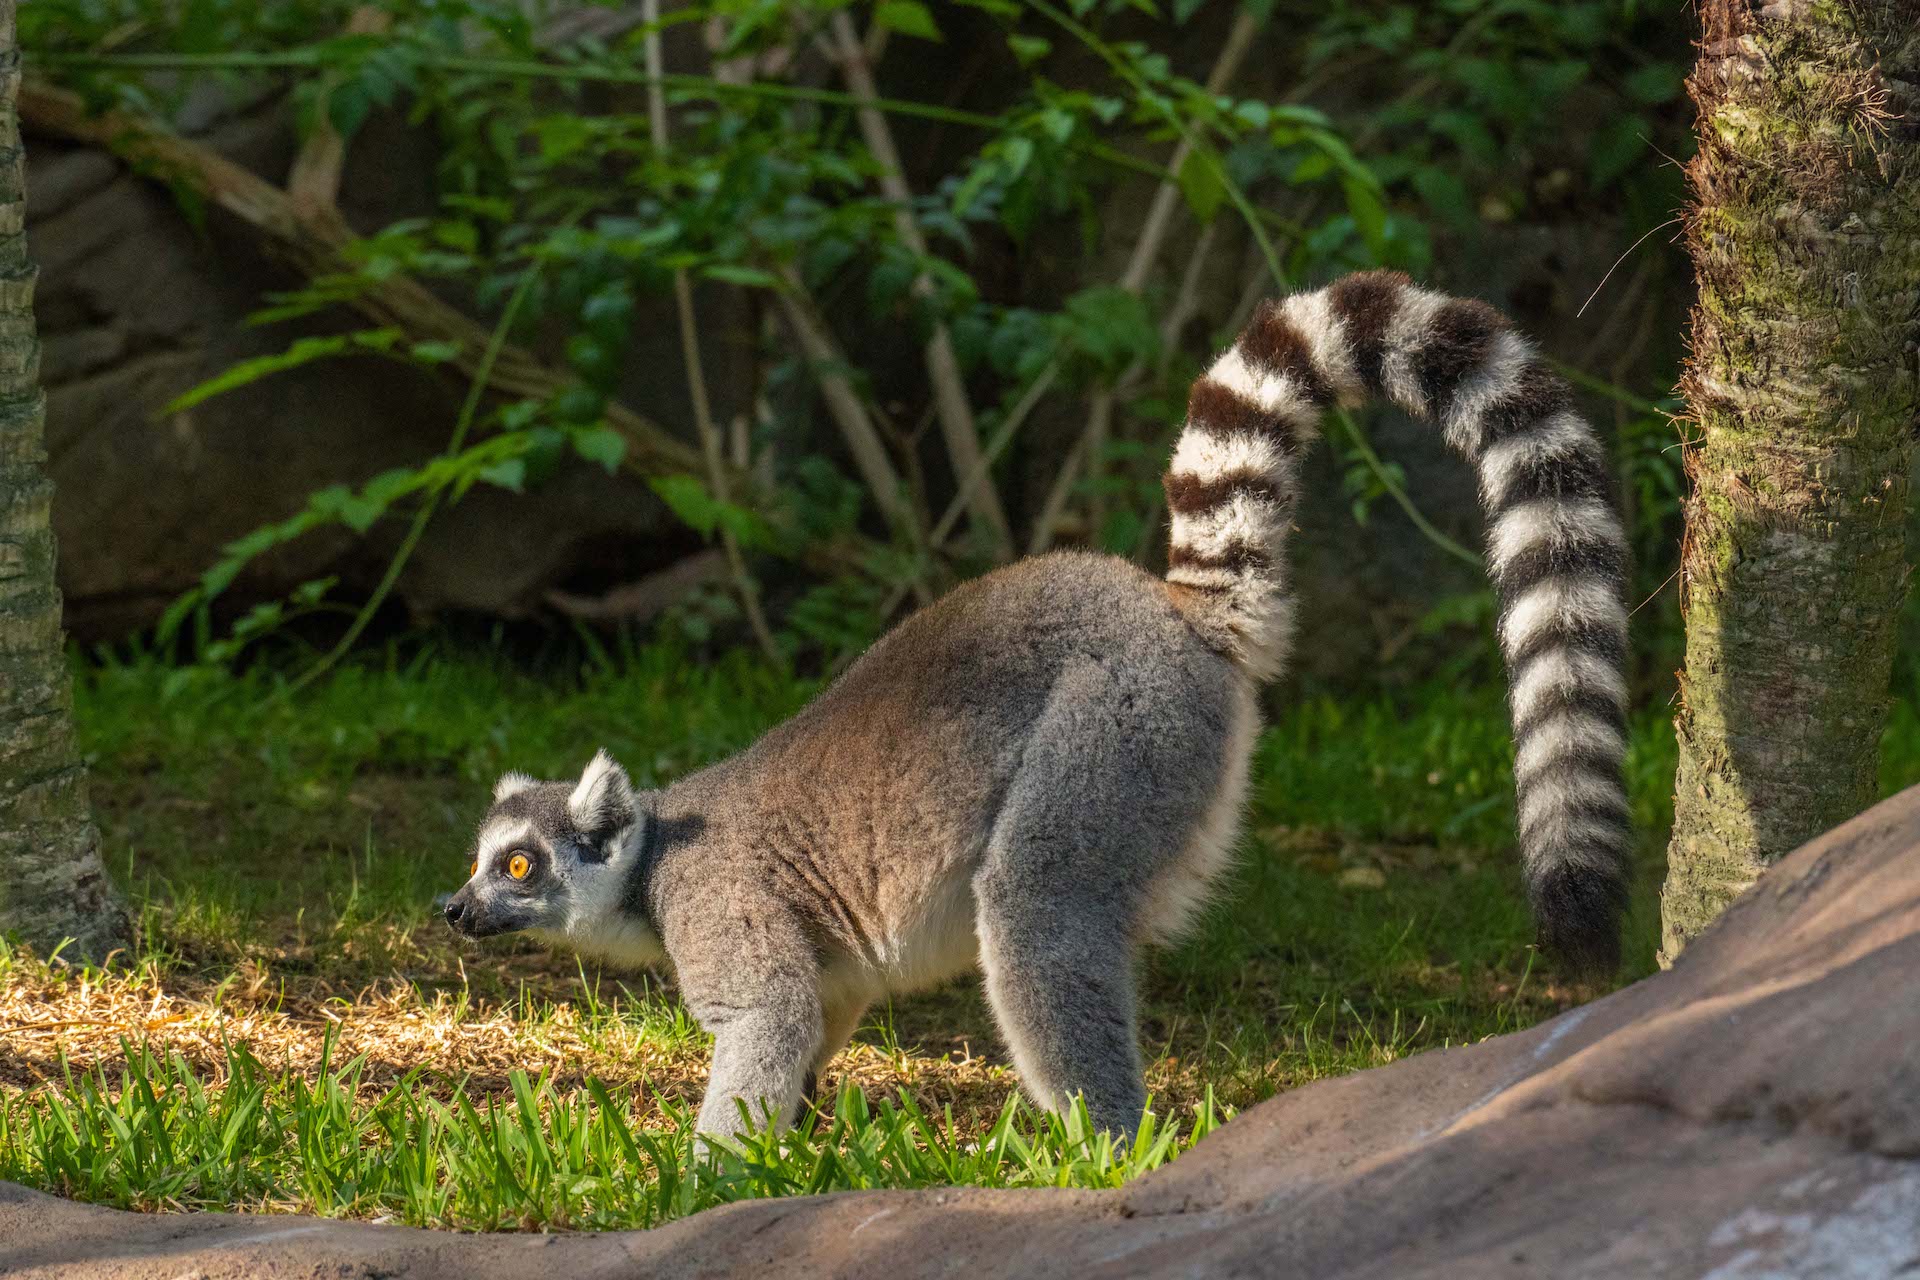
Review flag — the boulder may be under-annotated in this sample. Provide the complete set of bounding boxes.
[27,105,707,642]
[4,783,1918,1277]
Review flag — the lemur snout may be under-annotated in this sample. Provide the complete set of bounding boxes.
[442,886,522,939]
[443,890,476,933]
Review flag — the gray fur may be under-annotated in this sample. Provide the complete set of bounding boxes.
[449,553,1244,1141]
[447,269,1630,1142]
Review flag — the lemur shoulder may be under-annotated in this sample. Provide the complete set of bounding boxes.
[443,269,1631,1142]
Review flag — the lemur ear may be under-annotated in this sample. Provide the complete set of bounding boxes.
[492,771,538,803]
[568,749,636,836]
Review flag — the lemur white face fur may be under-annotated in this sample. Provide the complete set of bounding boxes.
[444,751,660,964]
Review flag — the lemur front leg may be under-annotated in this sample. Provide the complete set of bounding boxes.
[678,928,824,1143]
[797,996,870,1119]
[694,998,821,1140]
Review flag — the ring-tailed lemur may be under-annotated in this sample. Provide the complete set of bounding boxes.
[443,269,1631,1142]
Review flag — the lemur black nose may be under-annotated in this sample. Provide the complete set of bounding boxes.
[444,897,468,928]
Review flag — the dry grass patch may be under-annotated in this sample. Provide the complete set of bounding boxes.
[0,950,1034,1127]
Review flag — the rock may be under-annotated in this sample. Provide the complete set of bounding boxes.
[5,785,1919,1277]
[25,108,713,642]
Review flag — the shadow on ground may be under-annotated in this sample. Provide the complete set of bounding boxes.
[6,786,1920,1278]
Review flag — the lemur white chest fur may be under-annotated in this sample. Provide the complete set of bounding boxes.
[444,269,1633,1144]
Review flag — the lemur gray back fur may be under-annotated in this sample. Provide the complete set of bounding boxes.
[447,269,1630,1143]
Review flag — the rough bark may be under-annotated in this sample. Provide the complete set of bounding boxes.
[0,3,129,961]
[1662,0,1920,962]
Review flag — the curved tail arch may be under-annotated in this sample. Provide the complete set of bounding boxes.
[1162,270,1630,974]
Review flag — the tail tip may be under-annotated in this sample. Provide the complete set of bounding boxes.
[1529,861,1628,981]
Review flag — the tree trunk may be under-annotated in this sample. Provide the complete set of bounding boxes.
[0,3,129,962]
[1661,0,1920,963]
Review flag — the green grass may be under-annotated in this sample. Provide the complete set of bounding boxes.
[3,640,1917,1229]
[0,1022,1216,1228]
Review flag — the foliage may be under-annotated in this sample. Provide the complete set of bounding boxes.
[25,0,1692,673]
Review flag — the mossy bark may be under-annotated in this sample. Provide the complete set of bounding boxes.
[1662,0,1920,963]
[0,4,129,961]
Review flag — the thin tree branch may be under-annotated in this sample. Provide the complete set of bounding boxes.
[38,48,1182,186]
[1118,11,1261,299]
[1331,408,1481,570]
[644,0,781,665]
[863,360,1062,662]
[545,549,729,622]
[826,10,1012,561]
[539,2,651,48]
[773,274,917,536]
[1029,9,1259,557]
[1025,432,1091,559]
[933,361,1059,551]
[1121,217,1221,565]
[1158,214,1221,360]
[288,254,544,693]
[285,6,389,210]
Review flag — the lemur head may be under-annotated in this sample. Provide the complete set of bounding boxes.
[444,749,642,943]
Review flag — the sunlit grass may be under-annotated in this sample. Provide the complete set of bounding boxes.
[0,1025,1221,1229]
[5,640,1916,1227]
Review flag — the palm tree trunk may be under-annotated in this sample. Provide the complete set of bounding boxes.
[0,3,129,962]
[1661,0,1920,962]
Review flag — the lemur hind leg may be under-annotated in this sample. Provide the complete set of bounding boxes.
[970,654,1228,1140]
[975,882,1147,1139]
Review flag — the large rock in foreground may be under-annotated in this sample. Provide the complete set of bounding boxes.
[5,788,1918,1278]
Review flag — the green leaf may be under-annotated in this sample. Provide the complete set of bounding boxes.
[479,459,527,492]
[290,577,337,607]
[700,264,780,289]
[713,500,777,550]
[336,495,387,534]
[1007,34,1050,65]
[350,329,403,353]
[534,113,594,162]
[327,81,372,140]
[1340,176,1388,258]
[1175,147,1225,224]
[164,330,402,413]
[571,426,627,474]
[432,220,478,254]
[999,135,1035,178]
[549,385,606,425]
[1060,286,1158,374]
[1623,62,1684,105]
[648,473,723,537]
[875,0,942,41]
[1589,116,1648,188]
[950,163,996,218]
[409,341,462,364]
[442,194,514,223]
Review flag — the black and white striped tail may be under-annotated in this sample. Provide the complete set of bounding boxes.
[1163,270,1630,975]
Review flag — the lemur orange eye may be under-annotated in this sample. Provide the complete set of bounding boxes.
[468,859,478,879]
[507,853,531,880]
